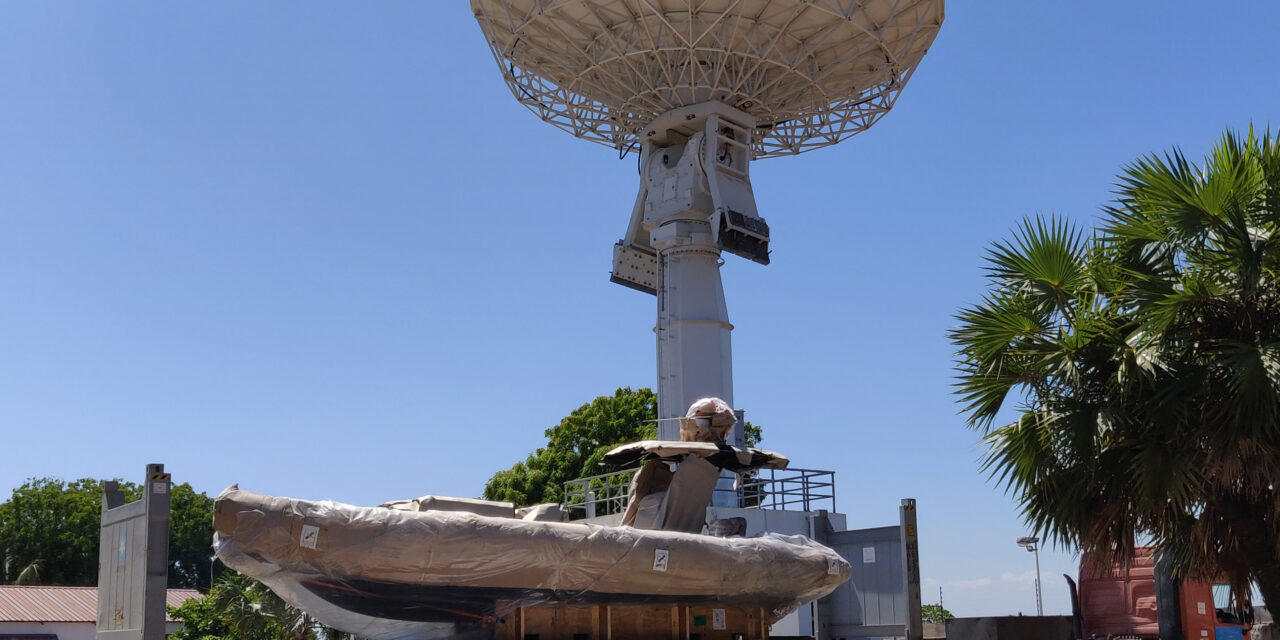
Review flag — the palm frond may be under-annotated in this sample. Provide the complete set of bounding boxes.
[14,561,41,586]
[984,215,1090,318]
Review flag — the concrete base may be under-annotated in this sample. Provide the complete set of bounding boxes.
[945,616,1074,640]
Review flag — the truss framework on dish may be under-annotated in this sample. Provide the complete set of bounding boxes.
[473,0,943,158]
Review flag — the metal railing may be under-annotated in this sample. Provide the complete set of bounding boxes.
[562,466,836,519]
[730,467,837,512]
[562,467,635,519]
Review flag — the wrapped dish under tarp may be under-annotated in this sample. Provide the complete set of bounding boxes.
[213,486,850,640]
[602,440,789,471]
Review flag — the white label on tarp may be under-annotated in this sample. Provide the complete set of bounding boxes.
[712,609,726,630]
[828,557,841,575]
[1197,601,1206,615]
[652,549,669,572]
[863,546,876,564]
[152,482,167,494]
[300,525,320,550]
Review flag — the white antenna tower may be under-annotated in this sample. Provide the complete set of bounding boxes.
[473,0,944,496]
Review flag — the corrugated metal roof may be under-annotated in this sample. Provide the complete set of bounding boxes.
[0,586,200,623]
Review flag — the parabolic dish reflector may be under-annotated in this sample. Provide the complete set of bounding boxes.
[473,0,944,157]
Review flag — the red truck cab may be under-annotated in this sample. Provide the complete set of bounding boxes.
[1072,547,1251,640]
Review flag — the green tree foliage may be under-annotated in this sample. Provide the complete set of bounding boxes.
[921,604,954,623]
[0,477,215,589]
[483,388,658,507]
[951,127,1280,606]
[168,484,217,590]
[483,387,762,507]
[168,571,350,640]
[0,478,100,585]
[167,592,237,640]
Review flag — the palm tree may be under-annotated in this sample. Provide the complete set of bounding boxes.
[951,127,1280,607]
[168,571,269,640]
[13,560,41,585]
[206,572,277,639]
[185,571,354,640]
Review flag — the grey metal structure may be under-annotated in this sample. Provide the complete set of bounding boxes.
[820,499,922,640]
[1155,552,1185,640]
[902,499,923,640]
[95,463,171,640]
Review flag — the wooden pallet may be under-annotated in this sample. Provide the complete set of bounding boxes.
[492,602,769,640]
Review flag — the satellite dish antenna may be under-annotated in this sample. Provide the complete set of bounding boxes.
[473,0,944,473]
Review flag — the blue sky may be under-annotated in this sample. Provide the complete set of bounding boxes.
[1,1,1277,618]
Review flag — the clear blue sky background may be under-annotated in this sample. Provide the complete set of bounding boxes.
[2,1,1277,618]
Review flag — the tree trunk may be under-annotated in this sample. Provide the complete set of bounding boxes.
[1218,492,1279,612]
[1233,506,1280,614]
[1247,539,1280,614]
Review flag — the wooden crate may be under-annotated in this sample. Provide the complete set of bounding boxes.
[492,601,768,640]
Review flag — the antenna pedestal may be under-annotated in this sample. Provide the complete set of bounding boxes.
[650,212,740,509]
[476,0,945,515]
[652,228,734,435]
[613,103,766,437]
[611,103,770,506]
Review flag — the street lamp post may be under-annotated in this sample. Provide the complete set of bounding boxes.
[1017,536,1043,616]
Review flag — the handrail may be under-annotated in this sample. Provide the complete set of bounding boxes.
[563,466,836,519]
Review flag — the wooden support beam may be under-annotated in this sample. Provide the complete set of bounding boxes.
[598,604,611,640]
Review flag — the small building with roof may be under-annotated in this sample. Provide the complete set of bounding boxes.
[0,585,198,640]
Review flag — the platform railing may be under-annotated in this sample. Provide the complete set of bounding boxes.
[561,467,634,519]
[563,466,836,520]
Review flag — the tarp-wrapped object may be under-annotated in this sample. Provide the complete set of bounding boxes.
[604,440,789,472]
[214,486,850,640]
[379,494,515,519]
[680,397,737,443]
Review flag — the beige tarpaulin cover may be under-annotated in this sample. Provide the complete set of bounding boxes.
[621,455,721,532]
[515,503,567,522]
[603,440,789,470]
[680,397,738,442]
[380,495,515,519]
[214,487,850,640]
[604,438,790,533]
